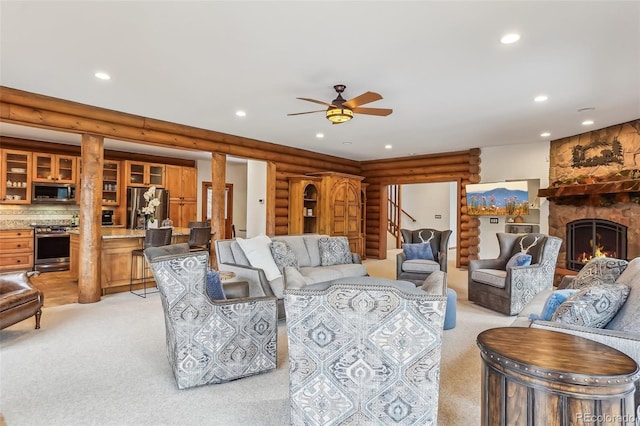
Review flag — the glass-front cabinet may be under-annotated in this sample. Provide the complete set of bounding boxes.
[1,149,32,204]
[102,160,120,205]
[32,153,77,183]
[125,161,165,187]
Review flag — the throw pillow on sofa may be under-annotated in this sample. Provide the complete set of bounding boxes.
[528,289,578,321]
[270,240,298,272]
[403,242,434,261]
[565,257,628,290]
[236,235,282,281]
[205,270,226,301]
[318,236,352,266]
[551,282,630,328]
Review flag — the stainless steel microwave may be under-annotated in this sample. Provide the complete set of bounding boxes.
[32,183,76,204]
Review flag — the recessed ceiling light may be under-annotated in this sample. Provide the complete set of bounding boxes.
[534,95,548,102]
[94,72,111,80]
[582,120,594,126]
[578,107,595,113]
[342,141,352,145]
[316,133,324,138]
[385,144,392,150]
[540,132,551,137]
[500,33,520,44]
[235,111,246,117]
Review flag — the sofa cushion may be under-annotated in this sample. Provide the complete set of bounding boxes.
[272,235,312,267]
[303,234,324,267]
[403,242,434,261]
[565,257,628,290]
[318,236,352,266]
[283,266,312,289]
[229,240,250,266]
[205,270,226,301]
[270,240,298,272]
[470,269,507,288]
[402,259,440,274]
[299,266,345,284]
[607,257,640,332]
[529,289,578,321]
[506,253,532,269]
[236,235,281,281]
[551,282,630,328]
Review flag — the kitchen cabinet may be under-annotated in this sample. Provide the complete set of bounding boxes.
[165,165,197,228]
[32,153,77,183]
[102,160,121,205]
[1,149,32,204]
[124,161,165,188]
[0,229,34,272]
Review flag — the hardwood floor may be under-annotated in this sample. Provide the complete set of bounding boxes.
[30,270,79,307]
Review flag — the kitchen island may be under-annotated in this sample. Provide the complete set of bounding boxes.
[69,227,191,293]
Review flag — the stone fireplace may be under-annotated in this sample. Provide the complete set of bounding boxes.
[541,119,640,268]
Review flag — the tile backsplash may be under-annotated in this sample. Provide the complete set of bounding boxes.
[0,204,80,228]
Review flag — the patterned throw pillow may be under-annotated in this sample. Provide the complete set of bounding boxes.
[551,282,630,328]
[403,242,434,260]
[270,240,298,272]
[205,270,226,301]
[318,236,353,266]
[565,257,628,290]
[506,253,532,269]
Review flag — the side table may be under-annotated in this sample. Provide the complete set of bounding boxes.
[477,327,639,425]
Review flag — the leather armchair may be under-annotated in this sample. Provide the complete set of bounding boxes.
[0,271,44,330]
[468,233,562,315]
[145,244,278,389]
[285,279,447,425]
[397,228,452,284]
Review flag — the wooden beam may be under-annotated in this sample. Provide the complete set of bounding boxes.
[78,134,103,303]
[210,152,226,269]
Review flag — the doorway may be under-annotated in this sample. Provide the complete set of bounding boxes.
[202,182,234,239]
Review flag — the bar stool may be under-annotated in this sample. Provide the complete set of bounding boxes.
[130,227,172,298]
[188,226,213,252]
[188,221,210,228]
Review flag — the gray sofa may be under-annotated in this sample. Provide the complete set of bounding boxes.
[512,257,640,409]
[215,234,368,319]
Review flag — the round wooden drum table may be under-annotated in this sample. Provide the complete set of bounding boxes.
[477,327,639,426]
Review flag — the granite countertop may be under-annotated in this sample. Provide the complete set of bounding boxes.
[67,227,191,239]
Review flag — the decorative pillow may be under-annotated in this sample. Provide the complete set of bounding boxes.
[551,282,630,328]
[270,240,298,272]
[318,236,352,266]
[509,234,545,262]
[506,253,532,270]
[236,235,282,281]
[205,270,226,301]
[565,257,629,290]
[403,242,434,261]
[529,289,578,321]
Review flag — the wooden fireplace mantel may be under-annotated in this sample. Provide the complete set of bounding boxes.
[538,178,640,206]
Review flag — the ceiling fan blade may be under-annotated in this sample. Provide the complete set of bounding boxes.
[287,110,326,116]
[343,91,383,109]
[352,107,393,116]
[296,97,335,108]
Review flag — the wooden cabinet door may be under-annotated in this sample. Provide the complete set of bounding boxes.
[181,167,197,201]
[166,165,196,201]
[1,149,32,204]
[125,161,165,187]
[165,165,182,198]
[32,153,76,183]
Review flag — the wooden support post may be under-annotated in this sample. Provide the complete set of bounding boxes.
[78,134,103,303]
[210,152,226,269]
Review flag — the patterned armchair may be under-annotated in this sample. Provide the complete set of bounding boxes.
[285,279,447,425]
[468,233,562,315]
[145,244,278,390]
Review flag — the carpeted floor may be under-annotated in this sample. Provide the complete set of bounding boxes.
[0,249,513,425]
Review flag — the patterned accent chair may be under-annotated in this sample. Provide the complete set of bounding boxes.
[145,244,278,390]
[397,228,452,284]
[285,279,447,425]
[468,233,562,315]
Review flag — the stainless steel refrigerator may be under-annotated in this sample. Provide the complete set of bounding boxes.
[126,187,170,229]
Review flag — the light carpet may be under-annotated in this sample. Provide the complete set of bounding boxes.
[0,250,513,425]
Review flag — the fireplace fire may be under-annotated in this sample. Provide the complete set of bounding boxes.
[566,219,627,271]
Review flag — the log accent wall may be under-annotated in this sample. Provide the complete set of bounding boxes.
[360,149,481,267]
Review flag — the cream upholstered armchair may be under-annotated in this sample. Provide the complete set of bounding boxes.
[285,278,447,425]
[468,233,562,315]
[145,243,278,389]
[397,228,452,283]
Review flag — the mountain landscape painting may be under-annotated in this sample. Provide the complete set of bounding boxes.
[465,181,530,216]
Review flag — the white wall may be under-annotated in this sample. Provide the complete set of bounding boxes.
[477,141,550,258]
[226,162,248,238]
[196,158,212,221]
[246,160,267,237]
[401,182,451,230]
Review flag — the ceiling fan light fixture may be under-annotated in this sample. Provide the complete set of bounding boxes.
[326,107,353,124]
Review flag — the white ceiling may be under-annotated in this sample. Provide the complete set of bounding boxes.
[1,1,639,162]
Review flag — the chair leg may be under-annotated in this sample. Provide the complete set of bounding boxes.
[35,308,42,329]
[130,252,158,298]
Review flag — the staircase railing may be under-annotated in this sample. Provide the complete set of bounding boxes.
[388,185,417,248]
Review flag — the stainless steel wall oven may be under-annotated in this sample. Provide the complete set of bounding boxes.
[33,225,71,272]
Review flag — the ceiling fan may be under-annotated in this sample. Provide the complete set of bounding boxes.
[288,84,393,124]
